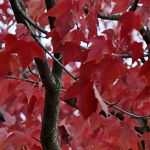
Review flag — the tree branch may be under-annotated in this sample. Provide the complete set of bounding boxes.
[44,0,55,29]
[98,13,120,21]
[10,0,62,149]
[64,97,150,119]
[140,26,150,60]
[98,11,150,63]
[4,75,39,85]
[40,0,62,149]
[129,0,139,11]
[35,57,61,150]
[112,53,150,58]
[98,0,150,47]
[103,99,150,119]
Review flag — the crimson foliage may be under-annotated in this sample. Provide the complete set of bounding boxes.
[0,0,150,149]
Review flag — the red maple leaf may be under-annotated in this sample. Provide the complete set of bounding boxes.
[127,42,144,63]
[120,11,141,39]
[56,42,87,65]
[80,56,126,92]
[111,0,132,14]
[139,60,150,84]
[1,34,44,71]
[64,80,98,119]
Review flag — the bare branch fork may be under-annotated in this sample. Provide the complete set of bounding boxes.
[25,21,78,81]
[10,0,62,149]
[14,0,77,81]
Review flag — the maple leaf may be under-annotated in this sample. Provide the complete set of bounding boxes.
[0,52,20,76]
[46,0,72,18]
[47,28,61,50]
[1,0,150,149]
[0,79,18,104]
[64,80,98,119]
[2,111,16,127]
[86,12,98,38]
[119,123,139,149]
[0,128,8,149]
[56,42,87,65]
[46,0,74,40]
[1,34,44,71]
[140,132,150,150]
[15,24,31,40]
[128,42,144,63]
[54,11,74,39]
[27,96,37,117]
[62,29,86,45]
[25,0,45,21]
[136,86,150,101]
[111,0,133,14]
[86,36,116,62]
[16,81,34,102]
[120,11,141,39]
[93,84,108,115]
[137,0,150,25]
[139,60,150,84]
[7,131,31,148]
[80,56,126,92]
[13,40,44,69]
[58,125,72,145]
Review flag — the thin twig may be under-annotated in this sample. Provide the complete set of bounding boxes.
[28,66,40,79]
[98,13,120,21]
[4,75,72,92]
[112,53,150,58]
[108,100,121,108]
[14,0,48,34]
[103,99,150,119]
[98,0,139,20]
[32,137,41,143]
[63,96,150,119]
[4,75,39,84]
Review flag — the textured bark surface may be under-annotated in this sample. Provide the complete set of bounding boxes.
[10,0,62,149]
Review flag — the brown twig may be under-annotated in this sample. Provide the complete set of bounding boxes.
[98,13,121,21]
[112,53,150,58]
[32,137,41,143]
[28,66,40,78]
[4,75,39,84]
[103,99,150,119]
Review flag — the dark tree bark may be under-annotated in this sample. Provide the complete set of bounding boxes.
[10,0,62,149]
